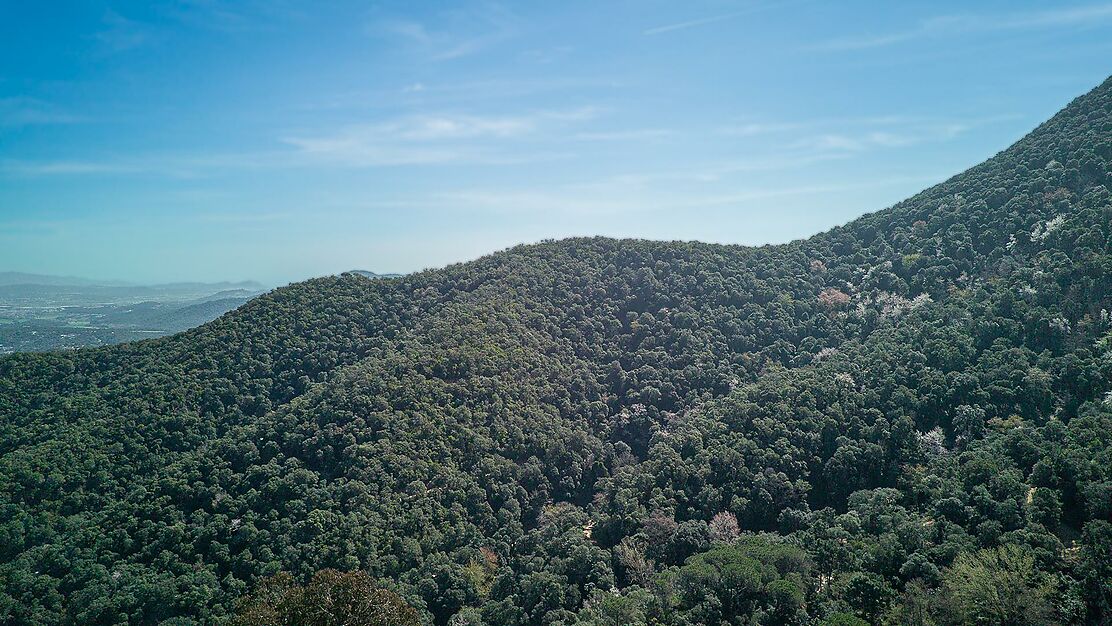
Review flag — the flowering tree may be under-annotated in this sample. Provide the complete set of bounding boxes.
[708,511,740,542]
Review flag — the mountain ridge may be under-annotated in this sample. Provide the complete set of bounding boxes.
[0,76,1109,625]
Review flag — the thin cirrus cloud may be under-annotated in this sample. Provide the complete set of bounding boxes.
[789,124,970,152]
[642,10,754,36]
[642,0,804,36]
[592,150,855,188]
[158,0,305,33]
[295,77,624,113]
[372,6,519,61]
[795,132,919,152]
[720,122,805,136]
[0,97,83,127]
[94,10,151,53]
[1,109,994,177]
[1,108,603,176]
[281,108,600,166]
[194,211,292,224]
[814,2,1112,51]
[722,114,1012,154]
[0,160,144,176]
[408,173,941,219]
[569,129,675,142]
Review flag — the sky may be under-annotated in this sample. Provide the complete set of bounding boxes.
[1,1,1111,285]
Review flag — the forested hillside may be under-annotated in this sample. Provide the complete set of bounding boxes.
[1,77,1110,625]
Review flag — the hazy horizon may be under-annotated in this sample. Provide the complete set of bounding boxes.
[3,0,1111,284]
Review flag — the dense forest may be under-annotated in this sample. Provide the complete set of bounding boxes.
[1,76,1110,625]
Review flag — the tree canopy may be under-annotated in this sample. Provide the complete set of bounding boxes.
[1,76,1111,625]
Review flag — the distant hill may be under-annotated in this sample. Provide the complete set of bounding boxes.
[0,278,265,303]
[147,280,267,292]
[0,77,1110,625]
[346,269,404,279]
[97,296,254,331]
[0,271,130,287]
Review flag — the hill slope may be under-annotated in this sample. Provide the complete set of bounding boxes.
[1,77,1110,625]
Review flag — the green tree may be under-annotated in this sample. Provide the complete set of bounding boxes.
[938,545,1057,626]
[233,570,421,626]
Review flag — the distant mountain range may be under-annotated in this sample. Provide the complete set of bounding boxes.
[0,274,270,353]
[0,271,263,290]
[0,271,132,287]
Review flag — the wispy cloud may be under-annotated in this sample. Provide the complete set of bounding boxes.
[816,32,914,52]
[569,129,674,142]
[0,152,285,178]
[371,5,520,61]
[669,175,942,209]
[195,211,291,224]
[793,131,918,152]
[789,121,972,153]
[0,103,602,176]
[4,109,1003,179]
[720,122,804,136]
[298,77,623,113]
[644,10,752,36]
[0,107,601,176]
[0,98,83,127]
[376,20,486,60]
[520,46,574,64]
[722,114,1011,154]
[989,3,1112,28]
[594,150,853,188]
[381,19,433,45]
[362,115,536,141]
[0,160,140,176]
[814,3,1112,51]
[282,108,598,166]
[159,0,304,33]
[95,10,151,53]
[595,113,1012,185]
[643,1,801,35]
[405,174,941,218]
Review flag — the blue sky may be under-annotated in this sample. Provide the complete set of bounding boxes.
[1,1,1110,285]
